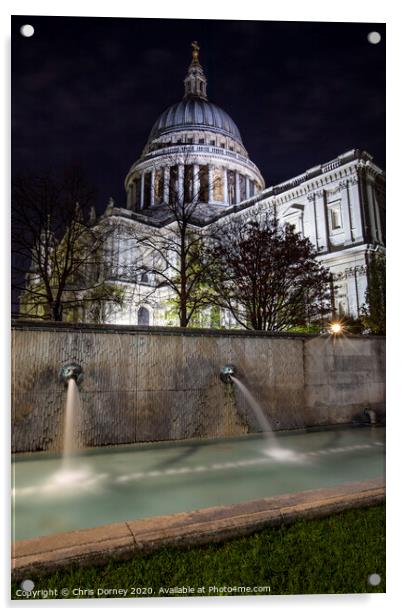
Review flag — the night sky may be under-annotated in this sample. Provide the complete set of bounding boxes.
[11,16,385,214]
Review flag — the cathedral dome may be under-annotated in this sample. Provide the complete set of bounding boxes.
[125,42,265,213]
[148,98,243,145]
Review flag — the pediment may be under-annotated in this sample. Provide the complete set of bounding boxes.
[282,203,305,217]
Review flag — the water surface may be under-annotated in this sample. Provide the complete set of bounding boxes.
[12,426,385,541]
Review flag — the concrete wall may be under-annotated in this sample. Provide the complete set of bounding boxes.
[11,322,385,453]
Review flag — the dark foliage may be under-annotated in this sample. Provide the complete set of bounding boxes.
[12,166,121,321]
[361,251,386,335]
[206,212,332,331]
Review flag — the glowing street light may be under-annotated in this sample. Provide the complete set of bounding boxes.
[329,322,343,335]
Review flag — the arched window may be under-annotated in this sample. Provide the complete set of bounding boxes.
[199,165,209,202]
[138,306,150,326]
[338,300,347,317]
[140,272,149,283]
[227,170,235,205]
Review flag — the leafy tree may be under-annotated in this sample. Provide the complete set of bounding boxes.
[83,283,126,324]
[361,251,386,335]
[205,212,332,331]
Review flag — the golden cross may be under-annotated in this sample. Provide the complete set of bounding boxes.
[191,41,200,62]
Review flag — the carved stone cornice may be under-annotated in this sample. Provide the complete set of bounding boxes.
[307,189,325,201]
[334,264,367,281]
[338,179,349,190]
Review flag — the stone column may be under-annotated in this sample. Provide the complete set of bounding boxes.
[245,176,250,200]
[340,181,353,244]
[140,172,145,210]
[208,165,213,203]
[307,194,318,249]
[367,182,380,243]
[111,231,117,278]
[163,167,170,203]
[356,266,368,314]
[235,171,240,204]
[354,269,361,315]
[150,169,155,208]
[193,164,200,200]
[346,269,358,317]
[316,190,328,252]
[348,177,363,241]
[178,164,184,203]
[373,186,384,244]
[126,183,132,209]
[223,168,228,204]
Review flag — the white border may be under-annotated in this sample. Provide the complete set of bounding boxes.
[2,1,398,614]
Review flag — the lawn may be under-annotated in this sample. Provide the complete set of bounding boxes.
[12,504,385,599]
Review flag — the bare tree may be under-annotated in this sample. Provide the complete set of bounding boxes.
[205,211,333,331]
[12,166,123,322]
[131,153,219,327]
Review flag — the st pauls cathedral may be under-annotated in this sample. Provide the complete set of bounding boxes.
[91,42,385,327]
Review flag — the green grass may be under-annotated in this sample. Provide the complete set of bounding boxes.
[12,505,385,599]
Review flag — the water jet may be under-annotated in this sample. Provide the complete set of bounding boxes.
[11,325,385,546]
[220,364,304,461]
[59,363,83,466]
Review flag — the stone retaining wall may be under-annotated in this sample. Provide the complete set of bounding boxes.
[11,322,385,452]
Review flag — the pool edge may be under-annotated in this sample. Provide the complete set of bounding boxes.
[11,478,385,581]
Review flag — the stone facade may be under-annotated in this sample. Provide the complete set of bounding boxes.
[89,45,385,327]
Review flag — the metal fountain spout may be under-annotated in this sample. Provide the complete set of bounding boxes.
[220,364,236,384]
[60,362,83,385]
[364,407,377,425]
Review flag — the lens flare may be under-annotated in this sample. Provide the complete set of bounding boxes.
[329,322,343,335]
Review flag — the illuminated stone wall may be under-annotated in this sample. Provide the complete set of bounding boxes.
[12,322,385,453]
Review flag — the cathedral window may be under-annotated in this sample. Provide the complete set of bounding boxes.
[154,169,164,205]
[329,202,343,231]
[210,139,215,146]
[143,172,151,208]
[133,177,141,209]
[199,138,205,144]
[337,299,347,316]
[169,165,178,203]
[239,174,246,201]
[184,164,193,203]
[213,168,224,201]
[227,170,235,205]
[138,306,150,326]
[199,165,209,202]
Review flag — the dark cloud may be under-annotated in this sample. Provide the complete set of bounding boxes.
[12,16,385,207]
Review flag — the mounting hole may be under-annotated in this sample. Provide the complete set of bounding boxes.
[367,573,381,586]
[20,24,35,38]
[367,31,381,45]
[20,579,35,591]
